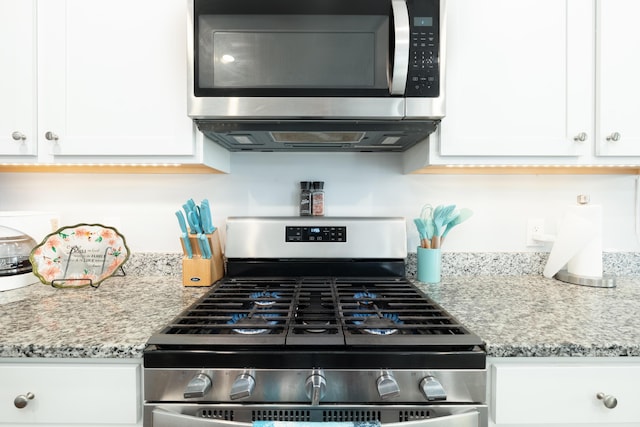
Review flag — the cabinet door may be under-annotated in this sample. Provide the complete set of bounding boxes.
[0,0,37,157]
[440,0,593,157]
[595,0,640,156]
[38,0,194,158]
[0,362,140,425]
[492,362,640,425]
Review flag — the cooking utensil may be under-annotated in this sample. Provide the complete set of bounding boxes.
[175,211,193,259]
[413,218,430,249]
[441,208,473,244]
[432,204,456,248]
[419,204,436,246]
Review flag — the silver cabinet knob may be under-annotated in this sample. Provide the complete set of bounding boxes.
[606,132,621,142]
[420,376,447,401]
[11,131,27,141]
[184,373,212,399]
[14,392,35,409]
[44,131,59,141]
[305,369,326,406]
[230,373,255,400]
[376,372,400,399]
[573,132,588,142]
[597,392,618,409]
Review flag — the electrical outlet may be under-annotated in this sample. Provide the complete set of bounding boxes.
[526,219,545,247]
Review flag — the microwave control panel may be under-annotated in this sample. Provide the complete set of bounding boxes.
[406,0,439,97]
[285,226,347,243]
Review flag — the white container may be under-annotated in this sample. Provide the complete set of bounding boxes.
[0,211,59,291]
[0,211,59,242]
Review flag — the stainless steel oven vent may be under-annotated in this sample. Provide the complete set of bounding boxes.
[198,409,235,420]
[253,410,311,422]
[400,410,433,421]
[323,410,381,422]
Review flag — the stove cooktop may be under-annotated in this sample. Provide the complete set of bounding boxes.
[147,277,484,350]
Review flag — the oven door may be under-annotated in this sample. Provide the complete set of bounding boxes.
[148,405,487,427]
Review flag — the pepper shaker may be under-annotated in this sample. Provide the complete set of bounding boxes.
[299,181,312,216]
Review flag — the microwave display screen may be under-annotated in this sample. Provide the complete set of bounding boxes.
[414,17,433,27]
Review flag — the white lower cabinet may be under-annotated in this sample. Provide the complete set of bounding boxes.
[0,359,142,426]
[489,358,640,426]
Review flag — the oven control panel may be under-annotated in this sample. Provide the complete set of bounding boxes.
[285,226,346,242]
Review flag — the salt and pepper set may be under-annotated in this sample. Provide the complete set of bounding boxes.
[299,181,324,216]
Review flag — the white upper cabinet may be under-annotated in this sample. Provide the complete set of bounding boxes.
[440,0,593,159]
[595,0,640,157]
[0,0,37,158]
[406,0,640,171]
[0,0,230,172]
[38,0,194,158]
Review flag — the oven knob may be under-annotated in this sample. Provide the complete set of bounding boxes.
[305,369,327,406]
[184,373,212,399]
[230,373,256,400]
[420,376,447,401]
[377,372,400,399]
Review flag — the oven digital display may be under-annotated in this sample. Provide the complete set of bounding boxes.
[285,226,346,242]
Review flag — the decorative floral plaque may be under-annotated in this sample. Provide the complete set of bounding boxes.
[30,224,130,288]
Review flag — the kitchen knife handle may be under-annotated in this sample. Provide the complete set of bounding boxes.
[188,211,203,234]
[181,233,193,259]
[175,211,189,233]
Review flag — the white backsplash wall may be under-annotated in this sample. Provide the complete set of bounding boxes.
[1,152,639,253]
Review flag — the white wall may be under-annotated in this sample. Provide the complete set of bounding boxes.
[1,152,639,253]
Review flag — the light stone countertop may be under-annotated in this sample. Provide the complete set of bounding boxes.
[0,276,208,358]
[414,275,640,357]
[1,272,639,359]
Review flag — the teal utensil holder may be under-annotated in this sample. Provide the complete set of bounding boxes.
[417,247,441,283]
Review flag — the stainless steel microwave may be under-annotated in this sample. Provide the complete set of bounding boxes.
[187,0,446,152]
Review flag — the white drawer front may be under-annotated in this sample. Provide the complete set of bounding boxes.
[0,362,140,425]
[492,363,640,425]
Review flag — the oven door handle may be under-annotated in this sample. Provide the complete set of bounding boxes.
[390,0,410,95]
[385,411,480,427]
[153,408,252,427]
[153,408,479,427]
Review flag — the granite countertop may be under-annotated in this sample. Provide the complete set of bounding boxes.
[1,274,639,359]
[0,276,208,359]
[415,276,640,357]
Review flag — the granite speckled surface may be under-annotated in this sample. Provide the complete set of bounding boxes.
[1,252,639,359]
[0,276,208,359]
[414,276,640,357]
[127,251,640,277]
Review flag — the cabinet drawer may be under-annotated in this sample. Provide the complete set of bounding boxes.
[0,362,140,425]
[491,362,640,425]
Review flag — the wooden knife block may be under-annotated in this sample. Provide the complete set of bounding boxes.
[180,230,224,286]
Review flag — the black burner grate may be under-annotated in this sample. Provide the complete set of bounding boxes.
[153,276,481,349]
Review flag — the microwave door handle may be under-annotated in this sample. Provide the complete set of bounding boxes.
[390,0,410,95]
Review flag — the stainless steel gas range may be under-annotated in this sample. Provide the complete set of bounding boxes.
[144,217,487,427]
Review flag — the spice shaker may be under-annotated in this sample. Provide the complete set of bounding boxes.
[299,181,312,216]
[311,181,325,216]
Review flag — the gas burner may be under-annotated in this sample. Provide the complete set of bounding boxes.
[353,312,403,335]
[228,313,278,335]
[250,291,280,307]
[353,291,377,305]
[302,322,330,334]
